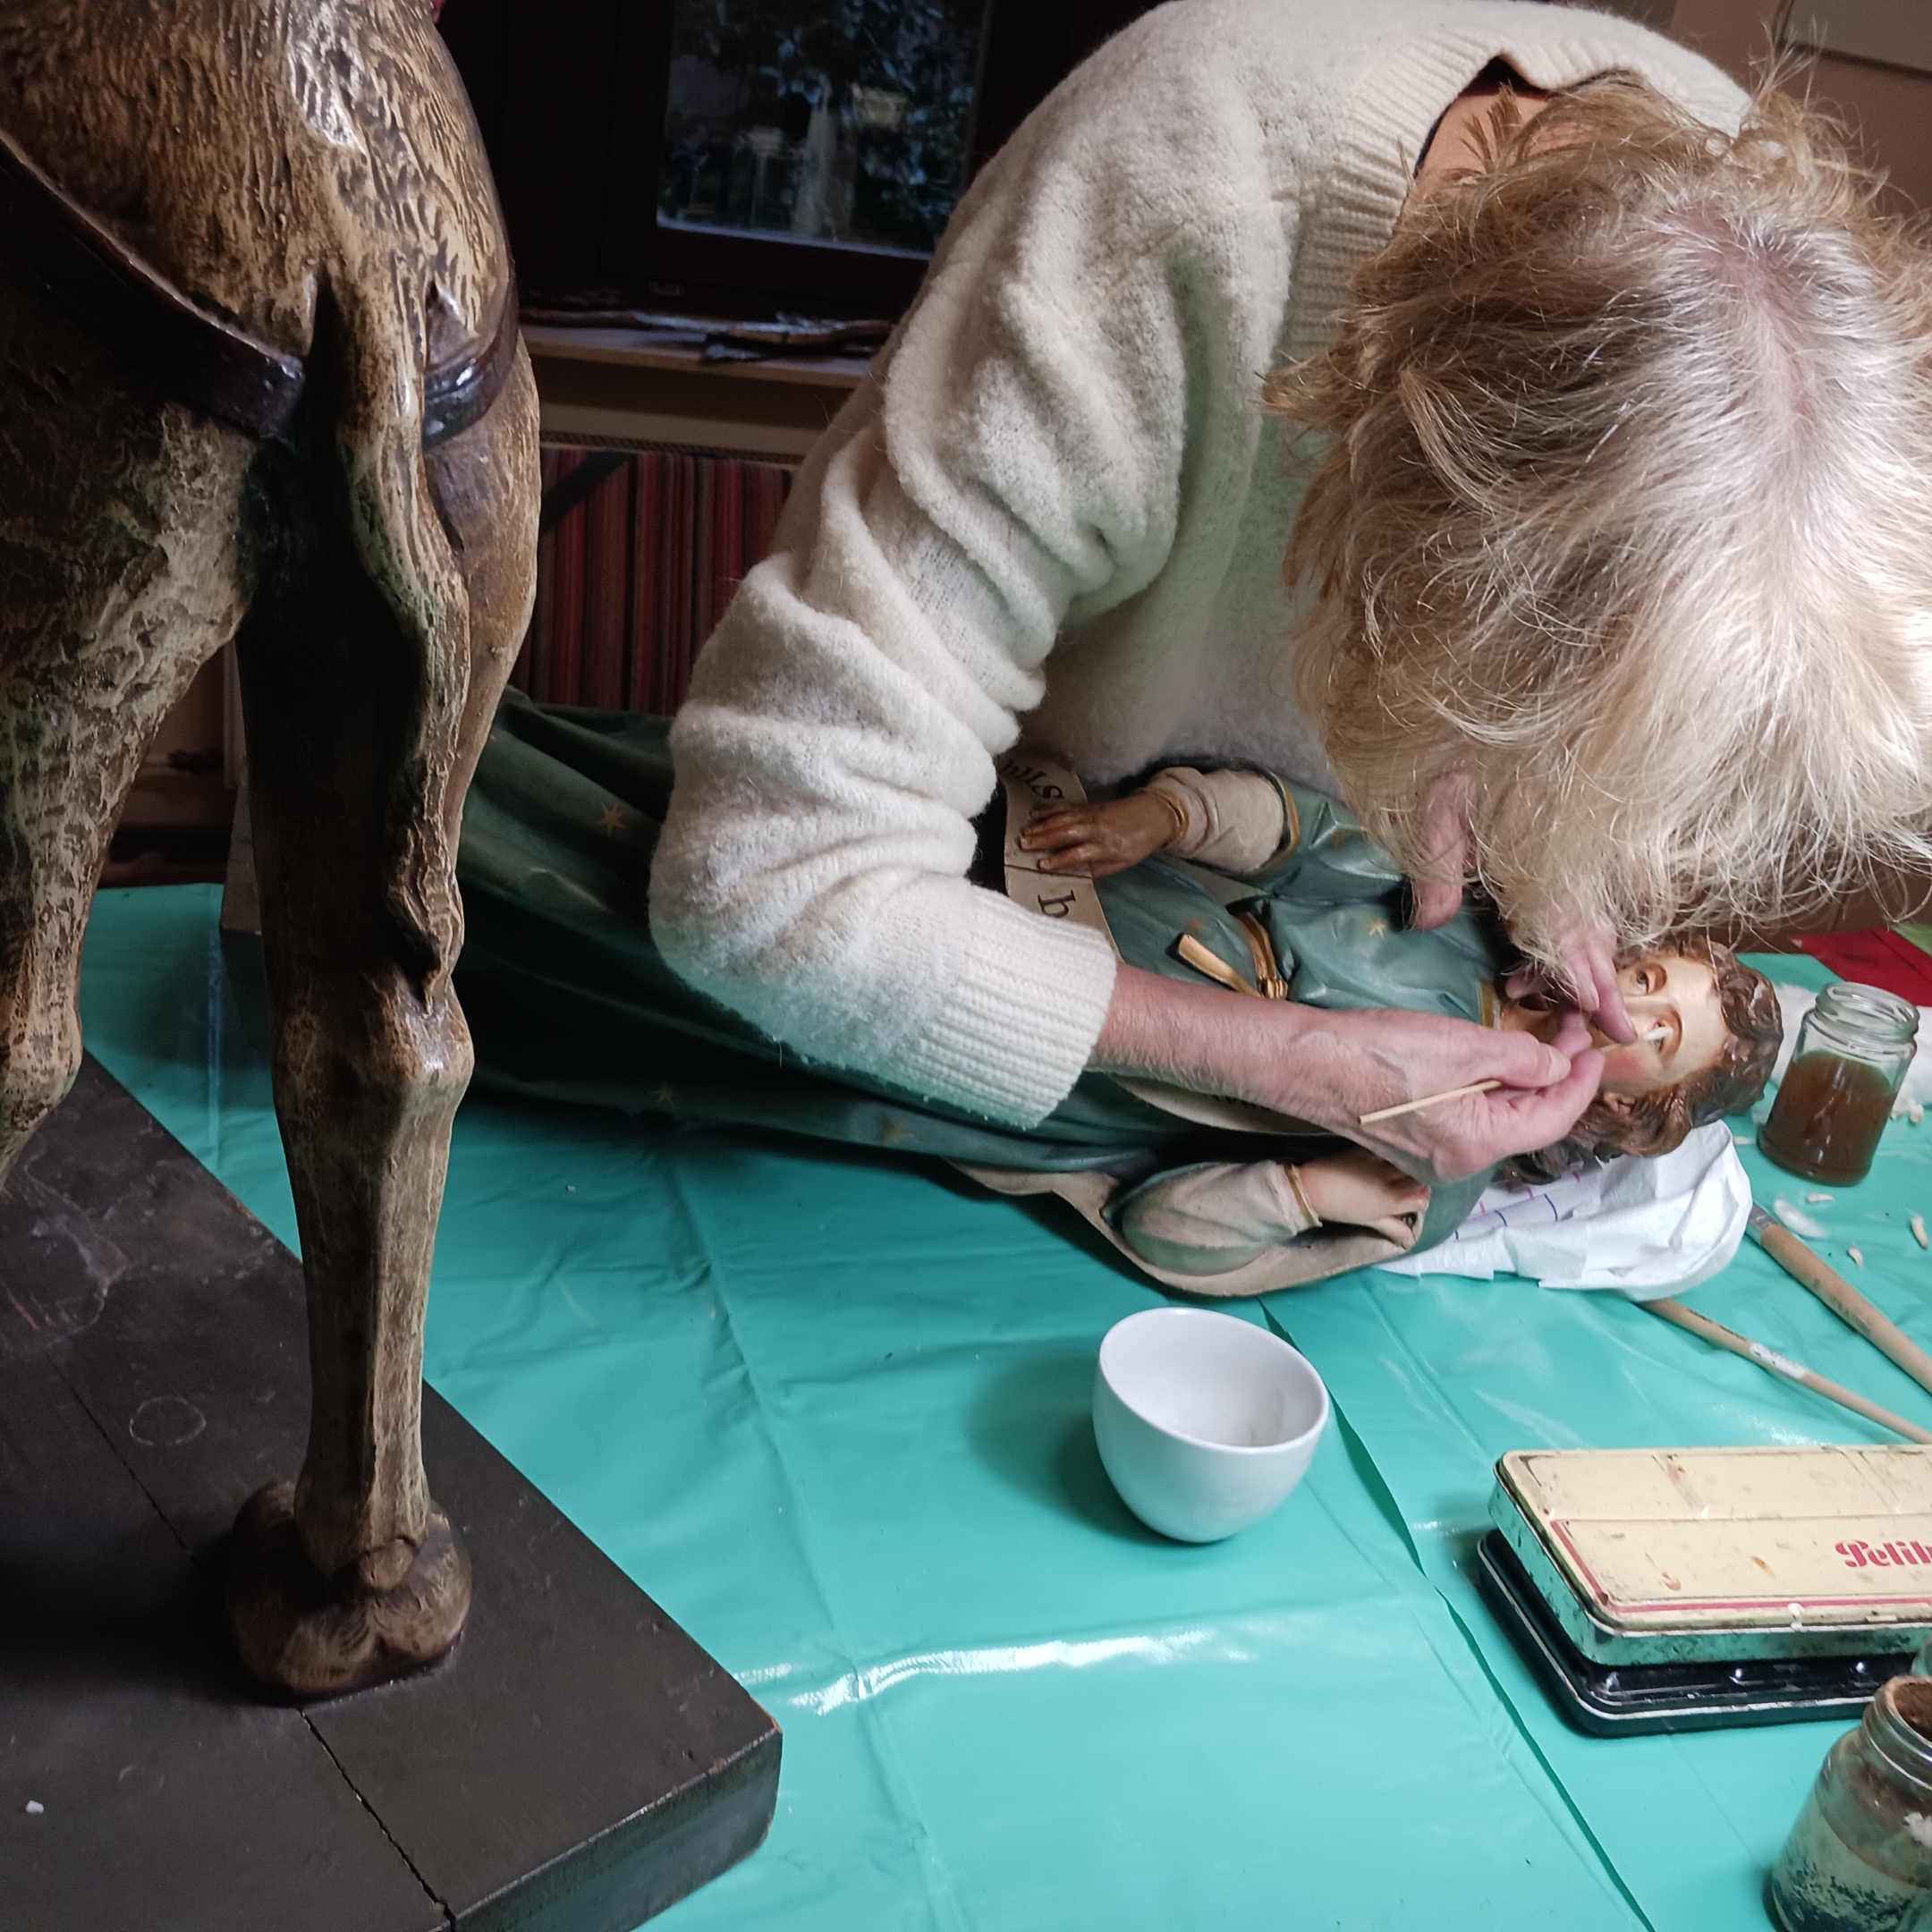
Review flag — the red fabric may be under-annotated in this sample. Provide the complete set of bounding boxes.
[515,447,795,713]
[1795,928,1932,1004]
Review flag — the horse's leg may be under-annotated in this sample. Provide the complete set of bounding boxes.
[0,281,250,1180]
[224,352,538,1696]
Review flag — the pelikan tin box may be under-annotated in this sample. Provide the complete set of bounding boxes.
[1489,1445,1932,1667]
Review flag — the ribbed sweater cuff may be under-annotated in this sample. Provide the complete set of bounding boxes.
[885,888,1118,1126]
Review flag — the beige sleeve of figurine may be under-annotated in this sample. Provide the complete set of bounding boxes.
[1112,1160,1319,1277]
[1143,767,1287,871]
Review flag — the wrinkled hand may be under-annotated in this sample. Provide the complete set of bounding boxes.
[1293,1148,1430,1244]
[1094,967,1606,1186]
[1019,792,1178,877]
[1250,1004,1604,1184]
[1406,775,1633,1044]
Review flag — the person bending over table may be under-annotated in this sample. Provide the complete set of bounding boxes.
[646,0,1932,1191]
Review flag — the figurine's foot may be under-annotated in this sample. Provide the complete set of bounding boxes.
[225,1480,471,1698]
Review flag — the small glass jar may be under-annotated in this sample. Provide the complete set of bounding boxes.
[1759,983,1919,1186]
[1769,1674,1932,1930]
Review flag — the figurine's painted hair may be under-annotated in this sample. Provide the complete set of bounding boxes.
[1513,937,1783,1180]
[1269,77,1932,968]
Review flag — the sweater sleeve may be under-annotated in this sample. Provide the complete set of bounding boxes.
[650,32,1229,1124]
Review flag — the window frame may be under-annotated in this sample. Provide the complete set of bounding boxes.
[440,0,1154,318]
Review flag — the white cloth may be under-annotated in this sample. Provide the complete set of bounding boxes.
[1375,1122,1752,1298]
[651,0,1745,1125]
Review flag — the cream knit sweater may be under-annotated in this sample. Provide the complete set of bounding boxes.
[652,0,1743,1126]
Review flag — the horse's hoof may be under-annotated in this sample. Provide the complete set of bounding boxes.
[225,1480,471,1698]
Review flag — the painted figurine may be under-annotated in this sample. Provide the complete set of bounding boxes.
[1017,765,1780,1281]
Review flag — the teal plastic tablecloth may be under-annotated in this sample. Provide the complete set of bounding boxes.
[73,890,1932,1931]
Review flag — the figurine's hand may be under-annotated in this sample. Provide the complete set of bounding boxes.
[1292,1149,1430,1243]
[1093,968,1604,1184]
[1019,792,1179,877]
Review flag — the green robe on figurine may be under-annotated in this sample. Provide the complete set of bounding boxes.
[453,695,1780,1296]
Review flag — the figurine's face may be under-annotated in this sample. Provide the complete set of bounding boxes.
[1591,953,1729,1097]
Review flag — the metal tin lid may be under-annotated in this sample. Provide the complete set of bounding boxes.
[1495,1445,1932,1634]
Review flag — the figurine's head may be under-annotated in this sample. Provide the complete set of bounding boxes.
[1513,937,1782,1179]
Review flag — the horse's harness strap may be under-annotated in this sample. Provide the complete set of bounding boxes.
[421,263,521,449]
[0,121,515,448]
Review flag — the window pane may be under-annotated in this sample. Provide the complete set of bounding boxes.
[659,0,982,257]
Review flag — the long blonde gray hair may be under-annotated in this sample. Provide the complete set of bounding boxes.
[1270,77,1932,962]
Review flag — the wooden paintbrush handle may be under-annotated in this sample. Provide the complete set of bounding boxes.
[1648,1297,1932,1445]
[1748,1208,1932,1403]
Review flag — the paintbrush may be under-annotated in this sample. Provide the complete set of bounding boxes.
[1747,1203,1932,1404]
[1648,1296,1932,1444]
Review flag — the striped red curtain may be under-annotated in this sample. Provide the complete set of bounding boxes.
[512,447,795,713]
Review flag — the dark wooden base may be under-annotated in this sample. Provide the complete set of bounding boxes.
[1,1056,779,1931]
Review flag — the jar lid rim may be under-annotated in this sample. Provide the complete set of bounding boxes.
[1870,1678,1932,1784]
[1815,981,1920,1032]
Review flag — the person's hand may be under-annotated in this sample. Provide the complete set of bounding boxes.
[1404,773,1473,932]
[1019,792,1179,877]
[1093,966,1604,1184]
[1406,775,1634,1044]
[1501,911,1634,1044]
[1277,1003,1605,1182]
[1292,1148,1430,1243]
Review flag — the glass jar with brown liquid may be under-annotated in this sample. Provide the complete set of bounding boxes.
[1759,981,1919,1184]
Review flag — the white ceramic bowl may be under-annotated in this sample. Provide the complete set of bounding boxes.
[1092,1308,1330,1543]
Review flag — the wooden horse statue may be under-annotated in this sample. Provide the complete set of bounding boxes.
[0,0,538,1694]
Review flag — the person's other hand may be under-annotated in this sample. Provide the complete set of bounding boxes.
[1406,775,1634,1043]
[1502,912,1634,1043]
[1405,772,1472,932]
[1292,1148,1430,1243]
[1019,792,1178,877]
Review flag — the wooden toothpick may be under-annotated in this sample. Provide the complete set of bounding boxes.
[1359,1080,1504,1124]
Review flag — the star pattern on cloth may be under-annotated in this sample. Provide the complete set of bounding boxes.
[1366,919,1387,937]
[878,1118,907,1145]
[652,1080,678,1106]
[597,802,626,835]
